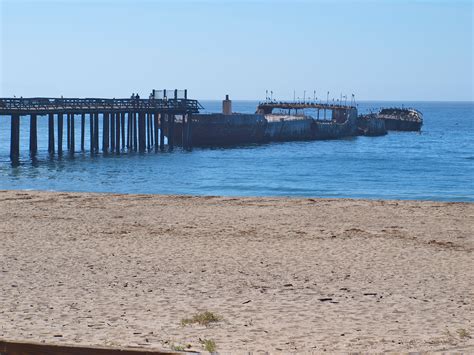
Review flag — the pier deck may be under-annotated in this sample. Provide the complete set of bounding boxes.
[0,97,201,115]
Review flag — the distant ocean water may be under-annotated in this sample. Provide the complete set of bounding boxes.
[0,101,473,202]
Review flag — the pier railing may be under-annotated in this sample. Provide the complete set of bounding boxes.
[0,97,202,115]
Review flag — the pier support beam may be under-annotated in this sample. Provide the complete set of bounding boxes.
[138,112,146,153]
[81,113,85,151]
[133,112,138,152]
[103,112,109,153]
[150,113,154,148]
[154,112,159,152]
[29,114,37,156]
[93,113,99,153]
[70,114,75,153]
[121,112,125,150]
[146,113,151,151]
[168,114,175,151]
[159,113,165,151]
[10,114,20,162]
[110,112,115,151]
[127,112,132,149]
[58,113,63,155]
[67,114,70,150]
[89,113,94,153]
[115,112,120,154]
[48,113,55,154]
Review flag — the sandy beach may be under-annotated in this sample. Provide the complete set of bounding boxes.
[0,190,472,353]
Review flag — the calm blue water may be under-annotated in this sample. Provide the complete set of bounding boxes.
[0,101,472,201]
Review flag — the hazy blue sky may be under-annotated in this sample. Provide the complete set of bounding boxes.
[1,0,472,101]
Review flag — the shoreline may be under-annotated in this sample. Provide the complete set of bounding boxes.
[1,190,472,352]
[2,189,473,204]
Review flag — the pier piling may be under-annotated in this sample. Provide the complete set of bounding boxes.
[160,114,165,151]
[154,113,159,152]
[81,113,85,151]
[48,113,55,154]
[66,114,70,151]
[133,113,138,152]
[146,113,151,151]
[93,113,99,153]
[121,113,125,150]
[110,112,115,152]
[181,114,187,150]
[10,115,20,161]
[115,113,121,154]
[58,113,63,155]
[127,112,132,149]
[89,114,94,153]
[138,112,146,153]
[29,114,37,156]
[70,114,75,153]
[103,112,109,153]
[150,113,154,148]
[168,114,175,151]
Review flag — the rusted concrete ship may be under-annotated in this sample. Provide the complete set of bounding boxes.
[375,107,423,131]
[356,113,387,136]
[171,96,371,146]
[170,97,422,146]
[257,101,359,140]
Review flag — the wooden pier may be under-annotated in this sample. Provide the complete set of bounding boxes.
[0,90,201,163]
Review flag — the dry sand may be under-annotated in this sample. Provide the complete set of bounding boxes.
[0,190,473,353]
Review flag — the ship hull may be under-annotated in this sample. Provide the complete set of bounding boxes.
[357,115,387,136]
[168,109,359,146]
[384,118,422,131]
[171,114,266,146]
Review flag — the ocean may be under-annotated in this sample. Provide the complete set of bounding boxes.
[0,101,472,202]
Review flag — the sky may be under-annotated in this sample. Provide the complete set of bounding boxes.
[0,0,472,101]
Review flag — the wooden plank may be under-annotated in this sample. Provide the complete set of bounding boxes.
[0,340,181,355]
